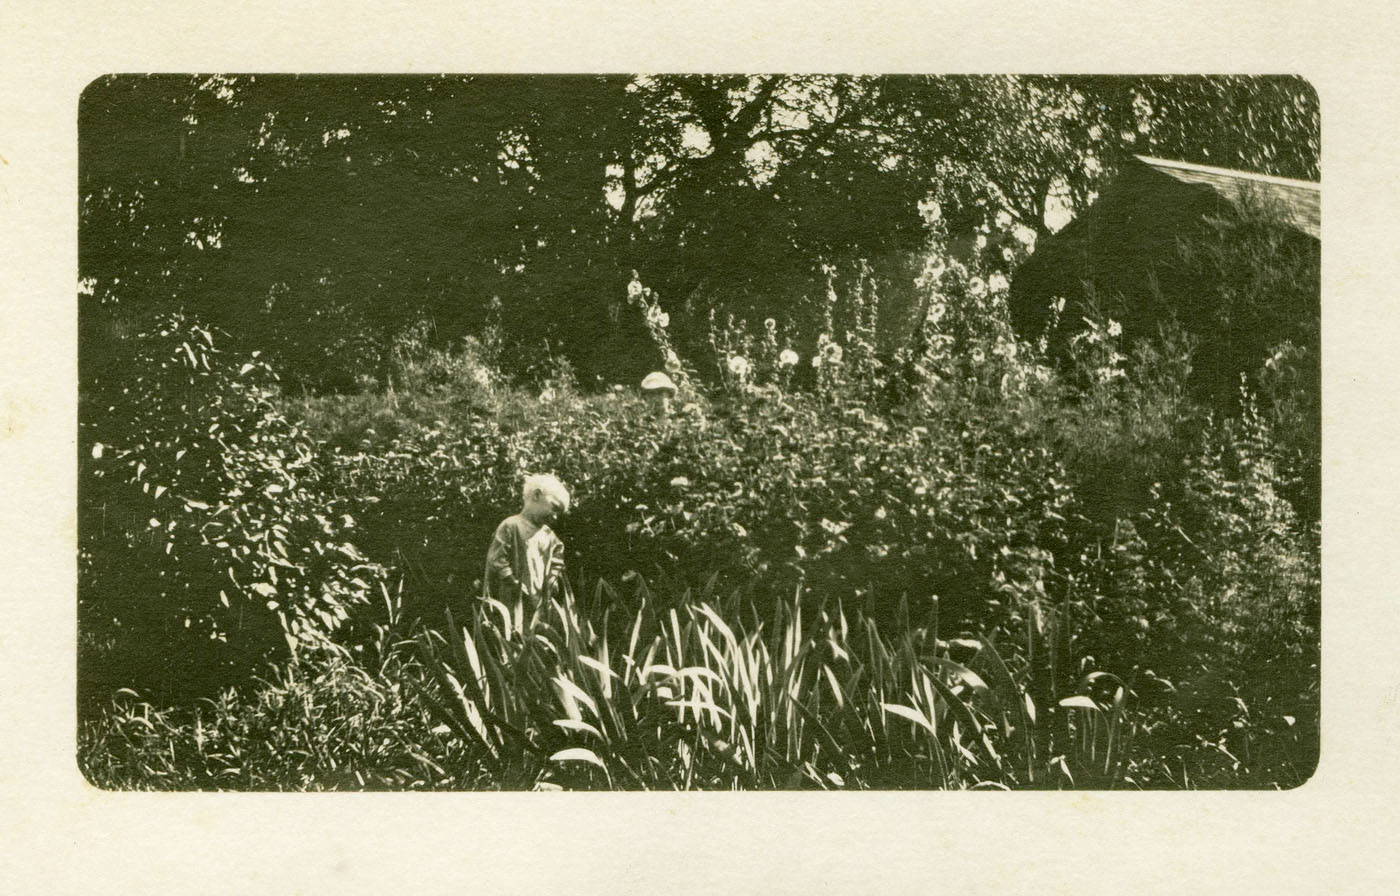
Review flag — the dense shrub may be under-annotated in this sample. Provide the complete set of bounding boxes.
[296,326,1077,644]
[79,313,386,701]
[1031,353,1319,786]
[1130,392,1318,786]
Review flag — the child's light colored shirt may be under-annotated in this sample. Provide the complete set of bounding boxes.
[483,513,566,603]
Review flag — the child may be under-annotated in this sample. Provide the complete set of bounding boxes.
[483,473,571,614]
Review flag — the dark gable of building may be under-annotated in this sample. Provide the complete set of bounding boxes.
[1138,156,1319,240]
[1008,154,1320,399]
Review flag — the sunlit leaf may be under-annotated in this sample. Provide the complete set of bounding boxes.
[882,702,935,735]
[549,747,606,769]
[552,719,604,739]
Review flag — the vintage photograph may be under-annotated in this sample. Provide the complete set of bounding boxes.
[76,74,1320,791]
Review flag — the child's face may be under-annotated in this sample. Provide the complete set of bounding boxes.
[525,491,563,525]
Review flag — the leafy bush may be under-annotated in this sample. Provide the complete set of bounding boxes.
[1037,369,1320,788]
[79,313,386,701]
[1136,390,1318,786]
[1174,191,1320,406]
[297,334,1077,647]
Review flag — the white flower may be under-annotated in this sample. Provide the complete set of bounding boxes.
[988,273,1009,293]
[656,312,669,328]
[778,349,799,367]
[824,343,844,364]
[764,318,777,332]
[874,506,888,521]
[993,338,1018,360]
[1107,319,1122,337]
[727,355,751,379]
[665,349,682,371]
[970,347,985,364]
[627,278,643,298]
[968,277,986,297]
[1051,297,1066,314]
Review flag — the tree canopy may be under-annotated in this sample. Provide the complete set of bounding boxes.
[79,74,1319,389]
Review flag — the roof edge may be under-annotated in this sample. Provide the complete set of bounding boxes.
[1133,155,1320,191]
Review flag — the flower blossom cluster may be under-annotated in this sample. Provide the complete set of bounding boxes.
[812,334,844,367]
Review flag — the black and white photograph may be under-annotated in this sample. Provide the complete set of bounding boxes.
[11,0,1400,891]
[75,73,1321,792]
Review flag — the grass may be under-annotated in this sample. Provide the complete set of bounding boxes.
[80,574,1145,791]
[78,653,465,791]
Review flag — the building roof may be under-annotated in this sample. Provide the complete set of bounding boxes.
[1133,155,1320,239]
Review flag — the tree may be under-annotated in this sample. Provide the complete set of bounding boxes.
[1070,75,1319,181]
[80,75,1319,389]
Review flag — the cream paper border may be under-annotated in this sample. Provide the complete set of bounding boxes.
[3,2,1397,892]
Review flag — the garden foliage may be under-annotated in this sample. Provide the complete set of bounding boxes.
[79,313,386,700]
[79,198,1319,790]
